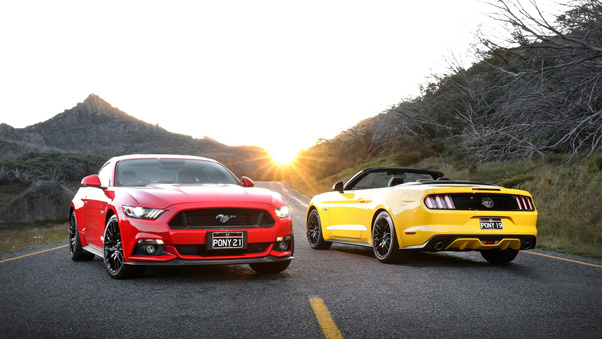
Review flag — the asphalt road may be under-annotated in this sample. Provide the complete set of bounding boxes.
[1,182,601,338]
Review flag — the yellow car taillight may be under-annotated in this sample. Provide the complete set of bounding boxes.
[424,194,456,209]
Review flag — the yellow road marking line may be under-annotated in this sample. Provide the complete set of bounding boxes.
[309,296,344,339]
[0,244,68,263]
[524,251,602,268]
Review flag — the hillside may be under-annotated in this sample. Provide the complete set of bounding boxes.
[293,0,602,181]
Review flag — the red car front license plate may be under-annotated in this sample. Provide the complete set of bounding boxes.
[480,217,503,230]
[208,231,247,250]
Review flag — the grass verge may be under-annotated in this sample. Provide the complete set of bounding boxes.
[0,221,68,254]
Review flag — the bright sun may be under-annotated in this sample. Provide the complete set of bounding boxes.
[270,147,298,165]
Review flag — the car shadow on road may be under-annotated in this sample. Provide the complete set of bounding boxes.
[71,256,292,282]
[141,264,293,282]
[329,243,525,269]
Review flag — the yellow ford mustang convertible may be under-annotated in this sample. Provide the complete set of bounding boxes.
[306,167,537,264]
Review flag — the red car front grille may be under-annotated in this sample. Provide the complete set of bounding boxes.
[168,208,275,229]
[175,243,271,256]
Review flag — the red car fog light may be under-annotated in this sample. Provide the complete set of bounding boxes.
[134,239,167,256]
[275,236,292,251]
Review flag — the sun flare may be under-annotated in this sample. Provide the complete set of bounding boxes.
[270,147,298,165]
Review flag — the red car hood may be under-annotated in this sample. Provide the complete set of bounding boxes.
[119,184,284,209]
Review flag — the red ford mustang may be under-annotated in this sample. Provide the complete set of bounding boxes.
[69,154,294,278]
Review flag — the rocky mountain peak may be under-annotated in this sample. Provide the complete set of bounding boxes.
[83,93,104,105]
[75,93,129,118]
[83,93,109,110]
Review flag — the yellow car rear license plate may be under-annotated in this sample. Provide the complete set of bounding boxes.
[480,217,503,230]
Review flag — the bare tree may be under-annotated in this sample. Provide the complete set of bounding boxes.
[45,166,66,182]
[10,168,36,182]
[423,0,602,162]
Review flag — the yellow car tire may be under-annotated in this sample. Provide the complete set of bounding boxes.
[372,211,402,263]
[480,249,519,264]
[306,209,332,250]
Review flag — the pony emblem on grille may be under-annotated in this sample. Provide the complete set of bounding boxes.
[215,214,237,224]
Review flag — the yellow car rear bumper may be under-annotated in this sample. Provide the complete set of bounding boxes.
[402,234,536,251]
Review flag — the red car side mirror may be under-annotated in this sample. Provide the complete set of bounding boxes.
[81,174,102,187]
[240,176,254,187]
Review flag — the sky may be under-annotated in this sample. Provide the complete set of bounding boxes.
[0,0,563,160]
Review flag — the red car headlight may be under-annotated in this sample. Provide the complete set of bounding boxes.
[274,206,290,219]
[122,206,165,219]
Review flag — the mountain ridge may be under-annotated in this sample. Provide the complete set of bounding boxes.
[0,93,219,154]
[0,94,272,178]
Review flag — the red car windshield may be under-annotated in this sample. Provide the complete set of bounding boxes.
[115,158,240,187]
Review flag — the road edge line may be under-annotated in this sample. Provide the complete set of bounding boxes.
[524,251,602,268]
[0,244,68,264]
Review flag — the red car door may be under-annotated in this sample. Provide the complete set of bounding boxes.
[82,187,112,249]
